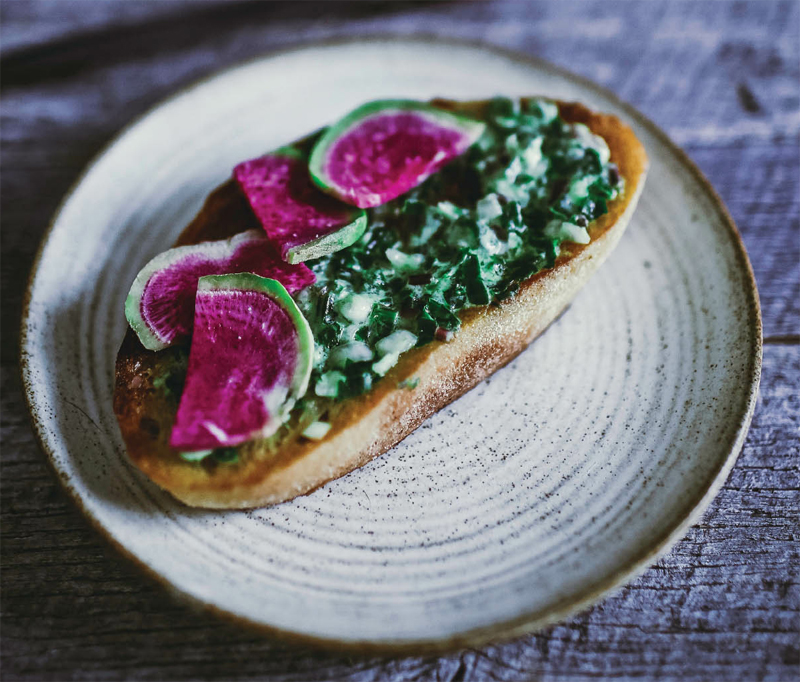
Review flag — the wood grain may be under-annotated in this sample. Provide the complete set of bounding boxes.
[2,1,798,680]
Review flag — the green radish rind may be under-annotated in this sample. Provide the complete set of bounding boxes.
[125,230,314,352]
[125,232,263,352]
[284,211,368,264]
[197,272,314,412]
[235,145,368,264]
[172,273,314,457]
[308,100,486,207]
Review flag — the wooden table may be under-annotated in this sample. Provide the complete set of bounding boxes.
[2,2,797,679]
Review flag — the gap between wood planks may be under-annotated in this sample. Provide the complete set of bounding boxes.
[763,335,800,345]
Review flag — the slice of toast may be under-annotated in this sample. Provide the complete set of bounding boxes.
[114,98,648,509]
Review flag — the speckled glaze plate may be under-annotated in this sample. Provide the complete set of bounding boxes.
[21,38,761,651]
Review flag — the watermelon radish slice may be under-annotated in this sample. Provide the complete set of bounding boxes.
[170,274,313,452]
[234,147,367,264]
[309,100,486,208]
[125,230,314,351]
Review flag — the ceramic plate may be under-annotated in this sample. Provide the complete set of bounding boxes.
[21,38,761,651]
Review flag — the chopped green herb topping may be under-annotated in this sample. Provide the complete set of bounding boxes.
[179,449,212,462]
[293,98,621,404]
[152,374,171,394]
[302,421,332,440]
[179,447,238,464]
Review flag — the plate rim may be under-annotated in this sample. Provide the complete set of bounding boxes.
[19,34,763,654]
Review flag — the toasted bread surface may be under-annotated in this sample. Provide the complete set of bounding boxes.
[114,99,648,508]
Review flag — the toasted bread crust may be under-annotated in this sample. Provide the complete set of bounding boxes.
[114,99,648,508]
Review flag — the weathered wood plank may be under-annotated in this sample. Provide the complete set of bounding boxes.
[687,144,800,339]
[2,1,798,680]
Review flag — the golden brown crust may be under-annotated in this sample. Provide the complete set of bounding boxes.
[114,99,648,508]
